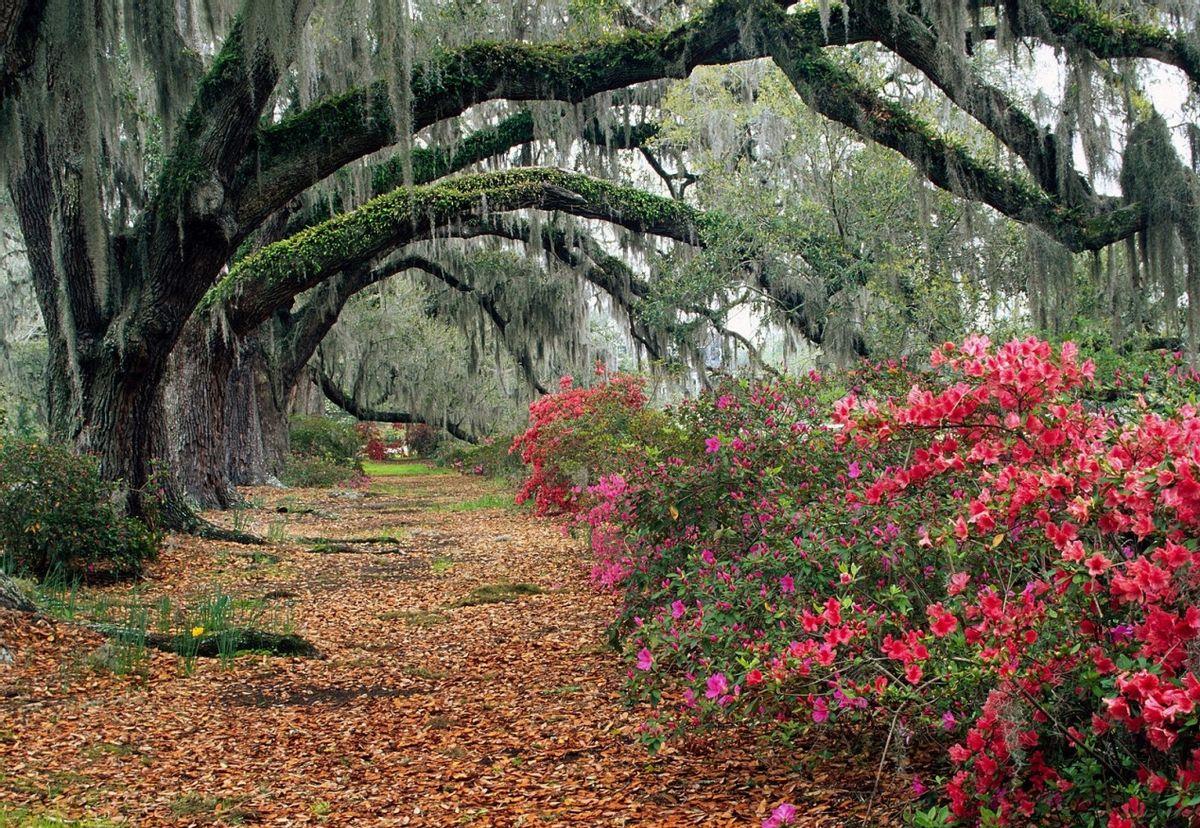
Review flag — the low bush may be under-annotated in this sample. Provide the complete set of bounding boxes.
[406,423,440,457]
[288,415,363,464]
[284,415,363,486]
[0,438,158,580]
[518,337,1200,826]
[438,435,524,479]
[511,371,686,515]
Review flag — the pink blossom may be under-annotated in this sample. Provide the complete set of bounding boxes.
[762,803,797,828]
[705,673,729,699]
[635,647,654,671]
[779,574,795,594]
[671,600,687,619]
[705,436,721,453]
[847,460,861,479]
[811,696,829,723]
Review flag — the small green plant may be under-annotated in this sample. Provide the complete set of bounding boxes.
[430,555,454,574]
[0,806,119,826]
[0,438,159,580]
[36,582,303,672]
[380,609,449,627]
[87,603,150,676]
[230,501,250,534]
[169,793,253,824]
[265,517,289,544]
[452,582,544,607]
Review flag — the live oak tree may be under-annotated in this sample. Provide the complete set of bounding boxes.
[0,0,1196,521]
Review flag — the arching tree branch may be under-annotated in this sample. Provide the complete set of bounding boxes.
[758,0,1145,252]
[317,368,479,444]
[281,253,551,395]
[230,0,873,232]
[216,168,709,333]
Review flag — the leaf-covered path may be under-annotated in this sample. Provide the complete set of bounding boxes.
[1,467,910,826]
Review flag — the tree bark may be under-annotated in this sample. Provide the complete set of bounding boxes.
[164,312,238,509]
[0,570,34,612]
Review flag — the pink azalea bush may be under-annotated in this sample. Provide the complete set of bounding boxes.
[511,367,682,516]
[516,336,1200,826]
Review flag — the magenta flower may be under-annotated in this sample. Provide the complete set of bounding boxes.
[705,436,721,453]
[779,574,795,594]
[811,696,829,723]
[671,600,687,619]
[705,673,729,700]
[635,647,654,671]
[847,460,861,479]
[762,803,797,828]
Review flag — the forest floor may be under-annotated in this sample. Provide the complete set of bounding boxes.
[1,465,915,827]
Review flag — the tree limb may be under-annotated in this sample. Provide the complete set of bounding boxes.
[216,167,708,333]
[758,0,1144,251]
[317,368,479,443]
[230,0,873,232]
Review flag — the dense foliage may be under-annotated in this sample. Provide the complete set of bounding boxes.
[516,338,1200,826]
[511,371,683,515]
[0,438,158,580]
[283,415,365,487]
[438,435,525,479]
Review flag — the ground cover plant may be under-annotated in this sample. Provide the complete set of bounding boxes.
[515,336,1200,826]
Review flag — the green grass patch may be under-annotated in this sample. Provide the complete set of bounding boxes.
[168,793,253,824]
[435,492,514,512]
[379,609,449,627]
[362,460,451,477]
[452,582,544,607]
[0,807,119,827]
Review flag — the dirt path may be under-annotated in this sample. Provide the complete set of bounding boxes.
[1,468,910,826]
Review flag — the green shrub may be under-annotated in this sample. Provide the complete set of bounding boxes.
[283,415,363,487]
[437,435,524,479]
[0,439,159,580]
[288,415,363,464]
[281,455,358,488]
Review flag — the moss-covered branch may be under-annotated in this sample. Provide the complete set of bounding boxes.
[1027,0,1200,85]
[216,168,708,333]
[855,0,1086,203]
[758,0,1144,251]
[231,0,873,232]
[270,111,669,260]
